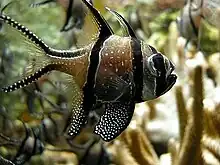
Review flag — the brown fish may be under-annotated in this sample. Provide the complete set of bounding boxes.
[0,0,176,141]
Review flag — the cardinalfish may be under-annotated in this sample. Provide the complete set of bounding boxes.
[0,0,177,141]
[176,0,203,43]
[0,122,44,165]
[177,0,220,43]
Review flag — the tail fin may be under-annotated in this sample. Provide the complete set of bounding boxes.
[1,65,55,93]
[0,14,51,54]
[0,13,83,92]
[0,14,53,91]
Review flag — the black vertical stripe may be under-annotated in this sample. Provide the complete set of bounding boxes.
[14,124,30,159]
[188,2,198,37]
[60,0,74,31]
[81,0,113,118]
[32,131,38,156]
[152,54,167,96]
[82,37,109,115]
[131,39,143,103]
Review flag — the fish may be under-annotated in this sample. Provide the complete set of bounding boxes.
[31,0,93,31]
[13,124,44,165]
[0,0,177,141]
[176,0,203,42]
[0,106,14,136]
[177,0,220,43]
[0,122,44,165]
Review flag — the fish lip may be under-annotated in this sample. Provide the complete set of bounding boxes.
[159,73,177,96]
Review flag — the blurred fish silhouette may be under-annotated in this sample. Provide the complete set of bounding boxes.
[0,122,44,165]
[31,0,93,31]
[0,0,177,141]
[177,0,220,43]
[13,124,44,165]
[176,0,203,42]
[0,106,14,136]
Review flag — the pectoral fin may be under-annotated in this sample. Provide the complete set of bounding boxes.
[94,101,135,141]
[95,72,133,102]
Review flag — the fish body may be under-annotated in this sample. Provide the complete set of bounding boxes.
[13,128,44,165]
[0,0,176,141]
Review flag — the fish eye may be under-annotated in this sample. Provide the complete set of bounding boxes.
[147,53,169,78]
[147,54,161,77]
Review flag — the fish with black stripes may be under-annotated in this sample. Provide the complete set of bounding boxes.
[176,0,203,42]
[13,127,44,165]
[0,122,44,165]
[0,156,15,165]
[177,0,220,43]
[0,0,177,141]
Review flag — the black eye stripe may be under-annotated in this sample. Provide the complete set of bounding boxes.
[152,54,166,76]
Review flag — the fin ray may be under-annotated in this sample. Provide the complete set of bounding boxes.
[95,72,133,102]
[94,101,135,141]
[58,74,88,138]
[105,7,137,38]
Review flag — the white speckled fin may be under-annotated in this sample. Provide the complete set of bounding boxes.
[94,101,135,141]
[59,74,88,139]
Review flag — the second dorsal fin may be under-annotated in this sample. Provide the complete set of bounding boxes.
[105,7,137,38]
[82,0,113,37]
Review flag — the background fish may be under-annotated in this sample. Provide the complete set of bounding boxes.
[176,0,203,43]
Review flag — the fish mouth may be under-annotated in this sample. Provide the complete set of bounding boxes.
[160,74,177,96]
[155,59,177,97]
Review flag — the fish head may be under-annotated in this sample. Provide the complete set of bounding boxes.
[142,48,177,100]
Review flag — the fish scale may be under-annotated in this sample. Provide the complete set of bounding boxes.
[99,36,132,75]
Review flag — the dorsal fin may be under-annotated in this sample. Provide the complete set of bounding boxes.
[82,0,113,37]
[105,7,137,38]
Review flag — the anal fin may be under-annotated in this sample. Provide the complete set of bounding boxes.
[94,101,135,142]
[60,74,88,139]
